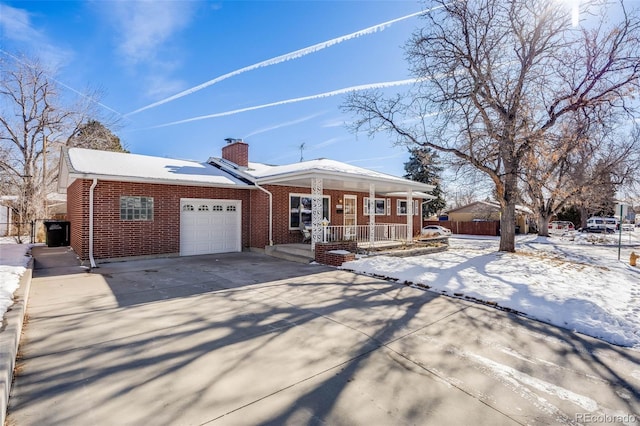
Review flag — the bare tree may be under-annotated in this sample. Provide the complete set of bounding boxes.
[343,0,640,251]
[524,110,639,235]
[0,54,111,240]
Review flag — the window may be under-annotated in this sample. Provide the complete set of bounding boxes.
[397,200,408,215]
[363,198,386,216]
[212,205,223,211]
[120,196,154,221]
[397,200,420,216]
[289,194,330,229]
[182,204,194,211]
[198,205,209,211]
[226,205,236,212]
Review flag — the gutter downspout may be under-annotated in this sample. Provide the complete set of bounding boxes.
[254,183,273,246]
[89,178,97,268]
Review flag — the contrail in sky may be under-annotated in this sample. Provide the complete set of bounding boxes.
[243,112,326,139]
[0,48,125,117]
[124,7,439,117]
[144,78,419,129]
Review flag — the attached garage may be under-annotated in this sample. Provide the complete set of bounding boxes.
[180,198,242,256]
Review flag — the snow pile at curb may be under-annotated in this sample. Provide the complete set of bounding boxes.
[0,244,31,322]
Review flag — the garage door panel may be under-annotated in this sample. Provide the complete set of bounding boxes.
[180,199,241,256]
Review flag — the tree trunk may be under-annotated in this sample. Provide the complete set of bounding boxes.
[499,201,516,252]
[538,214,552,237]
[499,171,518,252]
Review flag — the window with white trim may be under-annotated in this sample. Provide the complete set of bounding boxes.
[397,200,408,215]
[364,198,386,216]
[120,196,154,221]
[289,194,330,229]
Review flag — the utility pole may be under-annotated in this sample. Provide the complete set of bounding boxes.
[43,134,47,218]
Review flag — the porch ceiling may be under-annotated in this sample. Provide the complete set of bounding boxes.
[258,172,434,196]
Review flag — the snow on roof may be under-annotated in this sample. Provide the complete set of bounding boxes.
[65,148,250,187]
[246,158,420,185]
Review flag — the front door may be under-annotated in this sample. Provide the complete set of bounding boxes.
[343,195,357,240]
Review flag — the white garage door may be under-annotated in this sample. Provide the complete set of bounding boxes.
[180,198,241,256]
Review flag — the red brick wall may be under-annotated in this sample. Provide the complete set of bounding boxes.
[68,178,426,260]
[250,189,270,248]
[71,179,251,261]
[221,141,249,167]
[314,241,357,266]
[67,179,89,260]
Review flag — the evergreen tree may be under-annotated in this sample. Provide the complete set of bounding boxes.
[404,147,446,217]
[67,120,128,152]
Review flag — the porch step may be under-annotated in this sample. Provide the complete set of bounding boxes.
[265,244,314,264]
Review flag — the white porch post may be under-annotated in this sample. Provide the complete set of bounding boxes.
[369,183,375,247]
[406,187,413,242]
[311,177,323,250]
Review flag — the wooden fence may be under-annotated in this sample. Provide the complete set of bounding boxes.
[424,220,500,236]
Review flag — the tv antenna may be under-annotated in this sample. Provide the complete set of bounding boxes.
[298,142,306,162]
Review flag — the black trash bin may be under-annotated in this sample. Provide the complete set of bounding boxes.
[44,221,70,247]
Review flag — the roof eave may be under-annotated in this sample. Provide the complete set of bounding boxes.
[65,172,255,189]
[255,169,435,191]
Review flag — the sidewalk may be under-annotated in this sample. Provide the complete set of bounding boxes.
[1,245,84,425]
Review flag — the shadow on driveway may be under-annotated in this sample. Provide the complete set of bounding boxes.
[7,251,640,425]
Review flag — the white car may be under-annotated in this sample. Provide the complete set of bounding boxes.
[421,225,452,236]
[621,223,635,232]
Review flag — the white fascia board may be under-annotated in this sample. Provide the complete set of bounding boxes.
[58,147,72,193]
[65,172,256,189]
[382,191,437,199]
[255,169,434,191]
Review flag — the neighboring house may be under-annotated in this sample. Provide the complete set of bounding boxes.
[58,139,435,264]
[0,199,12,236]
[46,192,67,219]
[444,201,532,235]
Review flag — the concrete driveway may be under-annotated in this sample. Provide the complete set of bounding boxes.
[7,249,640,425]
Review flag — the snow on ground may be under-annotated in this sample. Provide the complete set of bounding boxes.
[0,239,32,322]
[342,231,640,350]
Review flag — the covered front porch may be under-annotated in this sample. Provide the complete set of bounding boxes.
[256,166,436,251]
[316,223,410,249]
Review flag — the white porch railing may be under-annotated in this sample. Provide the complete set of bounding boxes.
[317,224,409,247]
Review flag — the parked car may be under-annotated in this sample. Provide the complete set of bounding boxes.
[421,225,452,236]
[583,216,618,233]
[548,220,574,234]
[621,223,635,232]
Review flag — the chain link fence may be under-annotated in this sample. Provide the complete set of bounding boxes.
[0,221,37,244]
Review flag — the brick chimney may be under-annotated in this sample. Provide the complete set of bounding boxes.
[221,138,249,167]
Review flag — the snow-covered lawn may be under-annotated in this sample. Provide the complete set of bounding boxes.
[0,240,32,322]
[342,232,640,350]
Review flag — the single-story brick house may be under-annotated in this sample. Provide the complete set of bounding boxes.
[58,139,435,266]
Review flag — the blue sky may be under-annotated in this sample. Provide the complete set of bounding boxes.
[0,0,429,177]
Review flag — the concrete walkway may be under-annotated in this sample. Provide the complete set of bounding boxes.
[7,250,640,425]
